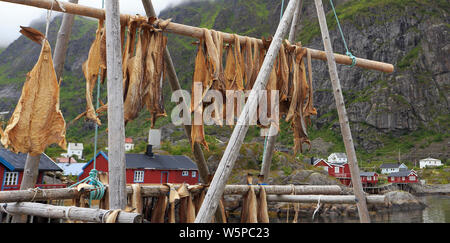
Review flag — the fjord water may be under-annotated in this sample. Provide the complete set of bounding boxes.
[269,195,450,223]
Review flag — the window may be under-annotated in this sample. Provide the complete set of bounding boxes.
[182,171,189,176]
[409,176,415,181]
[402,177,405,181]
[334,167,340,173]
[4,172,19,186]
[134,171,144,182]
[192,171,196,178]
[367,176,371,181]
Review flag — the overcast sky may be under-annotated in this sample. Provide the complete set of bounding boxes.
[0,0,185,47]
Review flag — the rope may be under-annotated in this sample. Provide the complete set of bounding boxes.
[44,0,55,39]
[280,0,285,22]
[329,0,356,67]
[312,195,322,221]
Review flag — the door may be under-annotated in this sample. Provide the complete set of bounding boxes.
[160,171,169,184]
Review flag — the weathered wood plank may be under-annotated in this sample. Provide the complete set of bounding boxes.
[267,194,386,205]
[1,202,142,223]
[105,0,127,210]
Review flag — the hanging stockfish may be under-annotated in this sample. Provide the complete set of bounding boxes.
[142,20,168,127]
[191,39,209,150]
[166,183,180,223]
[80,20,106,126]
[257,175,270,223]
[0,27,66,156]
[246,38,262,90]
[177,183,196,223]
[123,26,145,125]
[240,174,258,223]
[151,194,168,223]
[131,184,143,214]
[244,37,254,89]
[303,49,317,125]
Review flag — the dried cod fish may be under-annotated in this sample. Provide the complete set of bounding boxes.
[0,27,66,156]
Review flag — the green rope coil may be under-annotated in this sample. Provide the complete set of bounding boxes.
[329,0,357,67]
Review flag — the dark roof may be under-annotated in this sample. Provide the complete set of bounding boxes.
[0,147,62,171]
[388,170,416,177]
[125,154,198,170]
[360,172,377,177]
[380,163,402,168]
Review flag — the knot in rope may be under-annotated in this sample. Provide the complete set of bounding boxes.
[69,169,105,203]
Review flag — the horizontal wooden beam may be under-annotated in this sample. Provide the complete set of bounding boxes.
[266,194,387,205]
[0,0,394,73]
[0,202,142,223]
[0,185,342,203]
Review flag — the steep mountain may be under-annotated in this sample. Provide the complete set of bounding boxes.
[0,0,448,165]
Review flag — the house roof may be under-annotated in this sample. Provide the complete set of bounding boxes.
[59,163,86,176]
[82,151,198,175]
[360,172,377,177]
[56,157,78,163]
[313,159,331,167]
[420,157,441,161]
[380,163,406,169]
[0,147,62,171]
[388,170,416,177]
[125,138,133,143]
[330,153,347,159]
[125,154,198,170]
[68,143,83,150]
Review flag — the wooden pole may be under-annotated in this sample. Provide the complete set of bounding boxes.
[313,0,370,223]
[140,0,210,184]
[1,202,142,223]
[105,0,127,210]
[11,155,40,222]
[267,194,386,205]
[53,0,78,79]
[0,184,343,203]
[260,0,303,182]
[194,0,299,223]
[0,0,394,73]
[288,0,303,42]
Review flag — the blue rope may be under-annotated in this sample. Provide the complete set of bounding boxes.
[329,0,356,67]
[280,0,285,22]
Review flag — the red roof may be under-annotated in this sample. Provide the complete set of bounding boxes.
[125,138,133,143]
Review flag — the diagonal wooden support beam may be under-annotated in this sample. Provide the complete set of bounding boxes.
[313,0,370,223]
[0,0,394,73]
[194,0,300,223]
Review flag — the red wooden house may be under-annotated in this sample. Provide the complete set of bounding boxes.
[313,159,352,186]
[0,147,64,191]
[79,146,199,185]
[387,170,418,183]
[360,172,379,187]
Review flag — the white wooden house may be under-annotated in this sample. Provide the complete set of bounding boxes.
[380,163,408,174]
[419,157,442,169]
[62,143,84,160]
[328,153,347,164]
